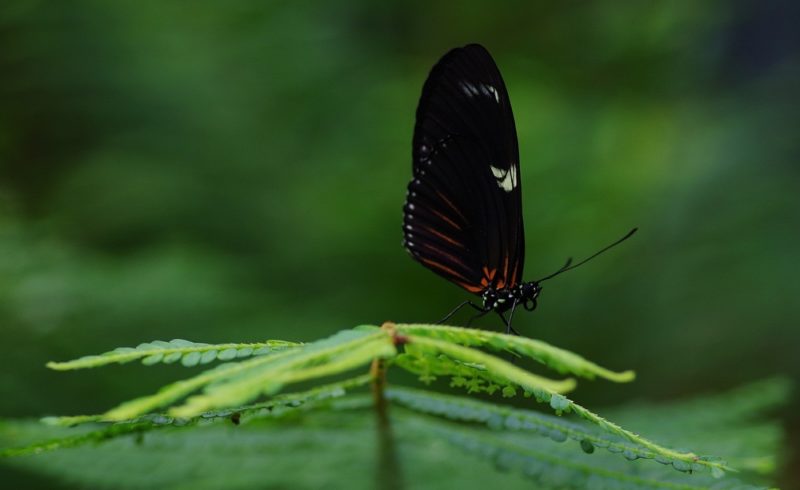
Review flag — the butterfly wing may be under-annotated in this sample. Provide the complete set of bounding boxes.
[403,44,525,294]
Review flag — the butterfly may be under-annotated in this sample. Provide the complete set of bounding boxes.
[402,44,635,334]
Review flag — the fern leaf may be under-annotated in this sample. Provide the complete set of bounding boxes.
[46,339,300,370]
[0,420,154,458]
[101,347,300,421]
[402,334,577,394]
[100,329,392,421]
[42,374,373,428]
[170,331,396,417]
[393,352,501,394]
[395,323,634,382]
[402,415,763,490]
[1,409,535,489]
[387,387,709,475]
[6,375,373,456]
[603,377,790,475]
[401,334,732,476]
[394,349,535,396]
[565,402,734,475]
[2,382,783,488]
[215,373,373,422]
[41,414,103,427]
[25,325,776,484]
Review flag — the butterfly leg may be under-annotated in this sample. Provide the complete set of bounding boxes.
[465,307,490,328]
[498,303,520,336]
[437,300,485,325]
[506,300,520,335]
[497,305,522,364]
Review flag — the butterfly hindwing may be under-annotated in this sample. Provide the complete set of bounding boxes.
[403,44,525,293]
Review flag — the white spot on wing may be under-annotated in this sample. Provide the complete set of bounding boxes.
[460,81,478,97]
[487,85,500,103]
[489,165,518,192]
[461,81,501,103]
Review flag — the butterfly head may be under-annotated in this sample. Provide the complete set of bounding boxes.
[520,281,542,311]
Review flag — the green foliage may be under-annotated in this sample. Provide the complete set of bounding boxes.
[102,329,395,420]
[389,325,730,474]
[387,388,756,476]
[602,378,790,477]
[46,339,301,370]
[0,377,786,489]
[1,3,797,487]
[2,410,536,490]
[0,323,787,489]
[394,324,635,382]
[401,416,760,490]
[169,329,395,418]
[6,375,373,454]
[386,386,703,471]
[395,333,577,394]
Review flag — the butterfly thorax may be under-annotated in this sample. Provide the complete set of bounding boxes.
[481,281,541,313]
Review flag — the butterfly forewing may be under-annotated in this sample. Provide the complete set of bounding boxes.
[403,44,525,294]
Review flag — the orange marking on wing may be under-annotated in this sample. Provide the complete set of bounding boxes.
[420,257,470,283]
[457,282,483,293]
[431,208,462,230]
[422,226,463,248]
[481,266,499,288]
[435,191,467,221]
[421,243,466,268]
[510,261,520,287]
[494,256,510,289]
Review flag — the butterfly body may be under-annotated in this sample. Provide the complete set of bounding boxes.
[481,282,541,314]
[402,43,529,328]
[403,43,636,331]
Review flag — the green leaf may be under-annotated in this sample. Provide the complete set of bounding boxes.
[98,329,393,421]
[401,334,576,394]
[46,340,300,370]
[23,325,787,488]
[181,351,201,367]
[170,330,396,418]
[386,386,733,476]
[395,324,635,382]
[4,376,372,457]
[218,348,238,361]
[2,380,785,489]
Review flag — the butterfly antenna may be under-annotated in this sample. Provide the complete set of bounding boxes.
[537,228,638,282]
[553,257,573,275]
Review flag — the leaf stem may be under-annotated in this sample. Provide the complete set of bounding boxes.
[371,357,389,426]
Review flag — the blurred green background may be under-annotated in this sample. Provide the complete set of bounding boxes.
[1,0,798,487]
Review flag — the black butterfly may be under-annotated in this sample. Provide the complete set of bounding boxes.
[402,44,635,333]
